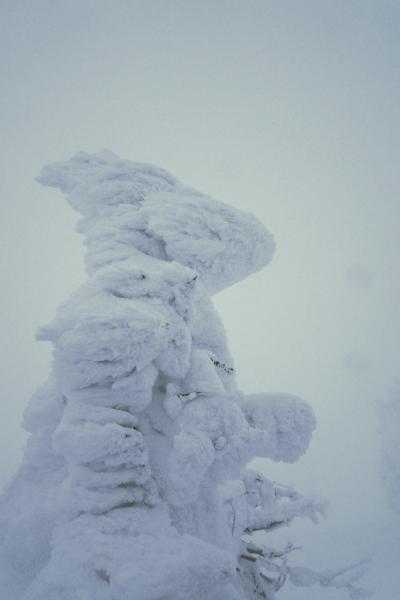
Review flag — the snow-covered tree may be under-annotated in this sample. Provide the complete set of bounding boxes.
[0,152,368,599]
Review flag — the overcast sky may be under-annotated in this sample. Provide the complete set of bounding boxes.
[1,2,399,597]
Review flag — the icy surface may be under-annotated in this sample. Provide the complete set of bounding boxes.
[0,152,322,599]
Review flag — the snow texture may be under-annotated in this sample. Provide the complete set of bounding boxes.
[0,151,322,599]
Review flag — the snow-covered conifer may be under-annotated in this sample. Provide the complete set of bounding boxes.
[0,152,368,599]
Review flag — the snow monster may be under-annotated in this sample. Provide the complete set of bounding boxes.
[0,152,367,599]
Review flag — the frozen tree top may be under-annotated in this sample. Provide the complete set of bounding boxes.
[37,151,275,293]
[0,151,370,600]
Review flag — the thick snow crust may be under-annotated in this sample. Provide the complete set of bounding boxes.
[0,152,318,600]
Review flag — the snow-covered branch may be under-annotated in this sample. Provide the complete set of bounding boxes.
[239,540,370,599]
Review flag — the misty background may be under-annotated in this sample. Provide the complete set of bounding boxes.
[1,1,399,598]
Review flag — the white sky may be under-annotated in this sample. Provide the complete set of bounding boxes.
[1,1,399,597]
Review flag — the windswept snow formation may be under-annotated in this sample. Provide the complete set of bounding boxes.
[0,152,319,600]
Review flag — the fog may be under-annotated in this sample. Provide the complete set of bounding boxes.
[1,1,399,597]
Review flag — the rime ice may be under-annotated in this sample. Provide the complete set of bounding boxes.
[0,152,366,599]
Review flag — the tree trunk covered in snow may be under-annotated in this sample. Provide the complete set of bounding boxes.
[0,152,367,599]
